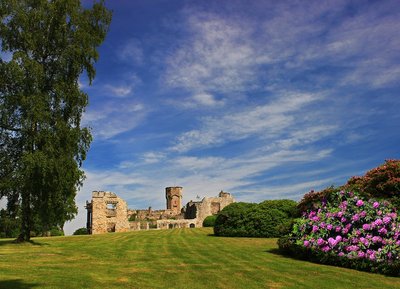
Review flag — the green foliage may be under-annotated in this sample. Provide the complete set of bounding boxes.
[214,200,298,237]
[202,215,217,227]
[0,209,20,238]
[0,0,111,241]
[49,227,64,236]
[73,227,88,235]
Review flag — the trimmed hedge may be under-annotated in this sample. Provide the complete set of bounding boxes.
[202,215,217,227]
[214,200,298,238]
[73,228,88,235]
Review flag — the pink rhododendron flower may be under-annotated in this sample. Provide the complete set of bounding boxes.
[352,214,360,221]
[317,238,325,246]
[304,240,310,247]
[328,237,336,247]
[326,224,333,230]
[356,200,364,207]
[322,246,330,252]
[362,224,371,231]
[383,216,391,224]
[378,228,387,235]
[374,219,383,226]
[312,216,320,222]
[346,245,359,252]
[373,202,380,209]
[372,236,382,243]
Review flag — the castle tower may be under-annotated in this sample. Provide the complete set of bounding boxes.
[165,186,183,214]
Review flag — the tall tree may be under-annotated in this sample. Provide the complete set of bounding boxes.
[0,0,111,241]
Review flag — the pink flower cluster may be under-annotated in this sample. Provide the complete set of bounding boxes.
[294,191,400,263]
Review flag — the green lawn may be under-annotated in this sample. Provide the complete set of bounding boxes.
[0,228,399,289]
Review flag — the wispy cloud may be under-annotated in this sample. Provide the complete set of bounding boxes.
[105,84,133,97]
[119,39,144,65]
[141,152,166,164]
[164,12,258,94]
[171,92,325,152]
[83,101,147,139]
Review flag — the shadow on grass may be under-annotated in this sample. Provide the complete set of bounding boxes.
[0,239,48,247]
[0,279,40,289]
[266,248,311,262]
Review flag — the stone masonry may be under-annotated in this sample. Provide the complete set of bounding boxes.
[86,187,235,234]
[86,191,130,234]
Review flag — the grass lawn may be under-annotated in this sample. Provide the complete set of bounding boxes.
[0,227,399,289]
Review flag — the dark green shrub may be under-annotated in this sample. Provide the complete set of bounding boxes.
[50,227,64,236]
[214,202,257,237]
[203,215,217,227]
[214,200,298,237]
[0,209,20,238]
[73,227,88,235]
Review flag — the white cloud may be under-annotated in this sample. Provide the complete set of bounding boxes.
[119,39,144,65]
[83,101,147,140]
[171,92,322,152]
[141,152,166,164]
[105,84,133,97]
[191,93,225,107]
[165,12,258,93]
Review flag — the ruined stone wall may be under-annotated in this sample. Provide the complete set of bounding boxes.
[157,219,197,229]
[127,208,183,221]
[91,191,130,234]
[185,191,235,227]
[165,186,182,214]
[87,188,235,234]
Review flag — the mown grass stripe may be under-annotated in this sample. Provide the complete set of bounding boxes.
[0,228,400,289]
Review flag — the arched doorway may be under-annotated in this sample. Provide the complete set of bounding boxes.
[190,223,195,228]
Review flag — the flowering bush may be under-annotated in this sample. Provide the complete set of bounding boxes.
[280,191,400,276]
[345,159,400,207]
[297,160,400,213]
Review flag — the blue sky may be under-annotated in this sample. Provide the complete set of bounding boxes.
[28,1,400,233]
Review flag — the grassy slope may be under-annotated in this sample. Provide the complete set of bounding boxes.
[0,228,399,289]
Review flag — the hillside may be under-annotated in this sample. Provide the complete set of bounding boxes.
[0,228,399,289]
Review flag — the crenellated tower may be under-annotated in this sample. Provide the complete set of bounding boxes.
[165,186,183,214]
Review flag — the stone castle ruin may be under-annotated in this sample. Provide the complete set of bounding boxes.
[85,187,235,234]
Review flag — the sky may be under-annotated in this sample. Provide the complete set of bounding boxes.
[2,0,400,234]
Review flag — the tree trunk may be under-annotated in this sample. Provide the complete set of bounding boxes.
[15,190,31,242]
